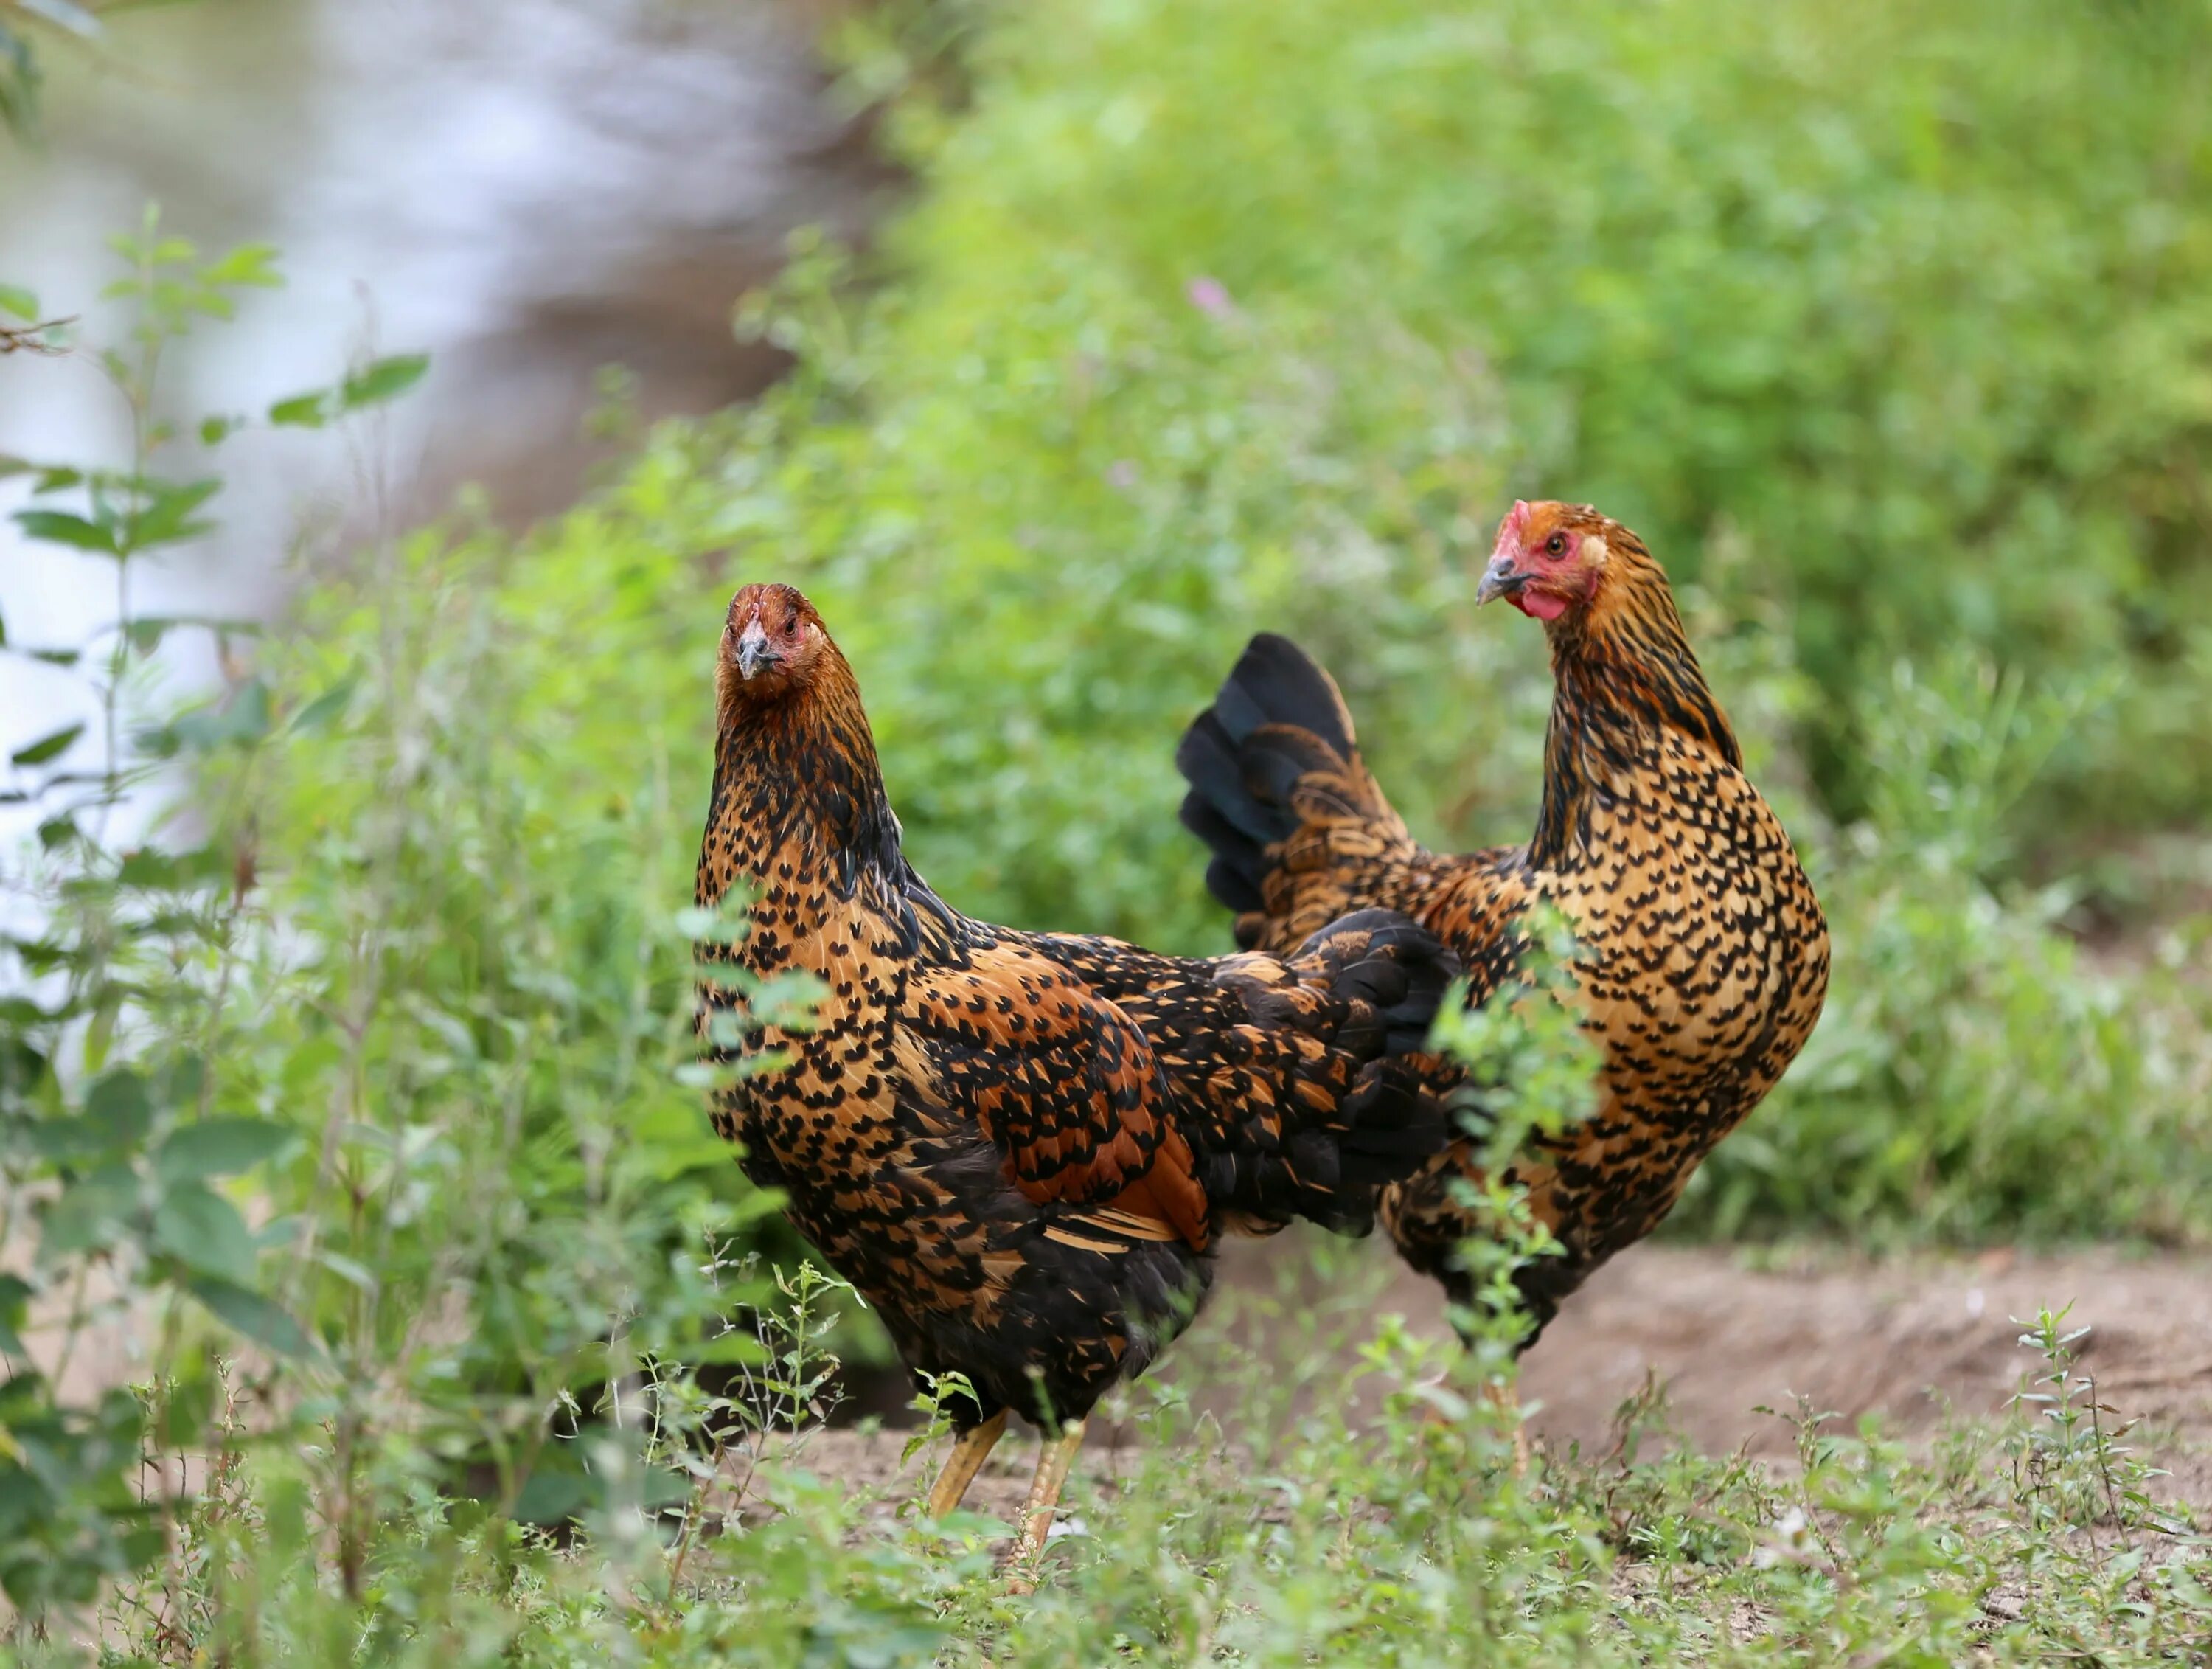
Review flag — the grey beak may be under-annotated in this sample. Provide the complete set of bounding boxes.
[1475,554,1527,607]
[735,617,773,679]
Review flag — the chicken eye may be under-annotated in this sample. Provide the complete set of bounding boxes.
[1543,533,1568,557]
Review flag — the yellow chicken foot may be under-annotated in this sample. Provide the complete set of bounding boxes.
[925,1409,1008,1519]
[1004,1418,1087,1595]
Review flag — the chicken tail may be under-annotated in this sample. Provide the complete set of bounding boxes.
[1201,907,1459,1235]
[1176,633,1422,954]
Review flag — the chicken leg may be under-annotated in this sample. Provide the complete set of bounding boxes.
[1004,1418,1086,1593]
[924,1409,1008,1519]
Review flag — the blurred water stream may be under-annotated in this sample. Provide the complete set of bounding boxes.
[0,0,890,818]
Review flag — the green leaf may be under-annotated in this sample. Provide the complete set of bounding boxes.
[676,902,754,943]
[131,721,181,761]
[0,1273,30,1358]
[626,1125,738,1182]
[199,242,281,290]
[187,1277,311,1358]
[158,1345,218,1445]
[228,677,273,744]
[153,1182,257,1284]
[266,391,330,429]
[156,1118,299,1184]
[153,1052,206,1114]
[268,355,427,428]
[511,1467,597,1524]
[170,678,271,752]
[40,1164,139,1258]
[115,847,177,887]
[313,1248,376,1293]
[288,673,359,735]
[117,1522,169,1576]
[18,1112,112,1162]
[83,1067,154,1145]
[0,996,58,1029]
[341,353,429,409]
[198,414,242,446]
[115,843,226,891]
[12,510,116,554]
[130,477,220,549]
[122,617,173,654]
[121,613,259,655]
[10,724,82,768]
[0,285,36,322]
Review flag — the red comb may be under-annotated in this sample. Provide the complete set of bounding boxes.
[1493,499,1533,558]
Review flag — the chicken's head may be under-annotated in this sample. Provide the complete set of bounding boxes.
[719,582,833,707]
[1475,500,1619,624]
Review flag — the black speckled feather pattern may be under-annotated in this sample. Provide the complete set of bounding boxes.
[695,584,1457,1430]
[1176,507,1831,1344]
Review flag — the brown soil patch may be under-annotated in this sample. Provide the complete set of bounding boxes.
[807,1239,2212,1511]
[1509,1242,2212,1462]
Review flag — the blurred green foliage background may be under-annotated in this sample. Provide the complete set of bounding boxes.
[811,0,2212,889]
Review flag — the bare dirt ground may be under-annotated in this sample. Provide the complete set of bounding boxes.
[801,1239,2212,1520]
[1512,1242,2212,1461]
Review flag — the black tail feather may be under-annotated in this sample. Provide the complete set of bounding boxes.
[1204,856,1265,915]
[1179,793,1272,897]
[1210,632,1357,759]
[1178,634,1385,926]
[1174,710,1296,847]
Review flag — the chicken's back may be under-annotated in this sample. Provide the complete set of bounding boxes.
[1019,907,1457,1238]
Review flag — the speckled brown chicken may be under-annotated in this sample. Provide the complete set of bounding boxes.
[1177,502,1830,1344]
[694,583,1455,1568]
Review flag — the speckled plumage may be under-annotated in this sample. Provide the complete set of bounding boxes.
[1177,504,1831,1342]
[695,584,1456,1434]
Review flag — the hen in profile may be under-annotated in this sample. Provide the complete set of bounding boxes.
[1178,502,1829,1350]
[694,583,1455,1575]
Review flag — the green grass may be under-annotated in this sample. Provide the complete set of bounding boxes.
[52,1246,2212,1667]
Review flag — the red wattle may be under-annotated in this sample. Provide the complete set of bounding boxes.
[1517,591,1569,622]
